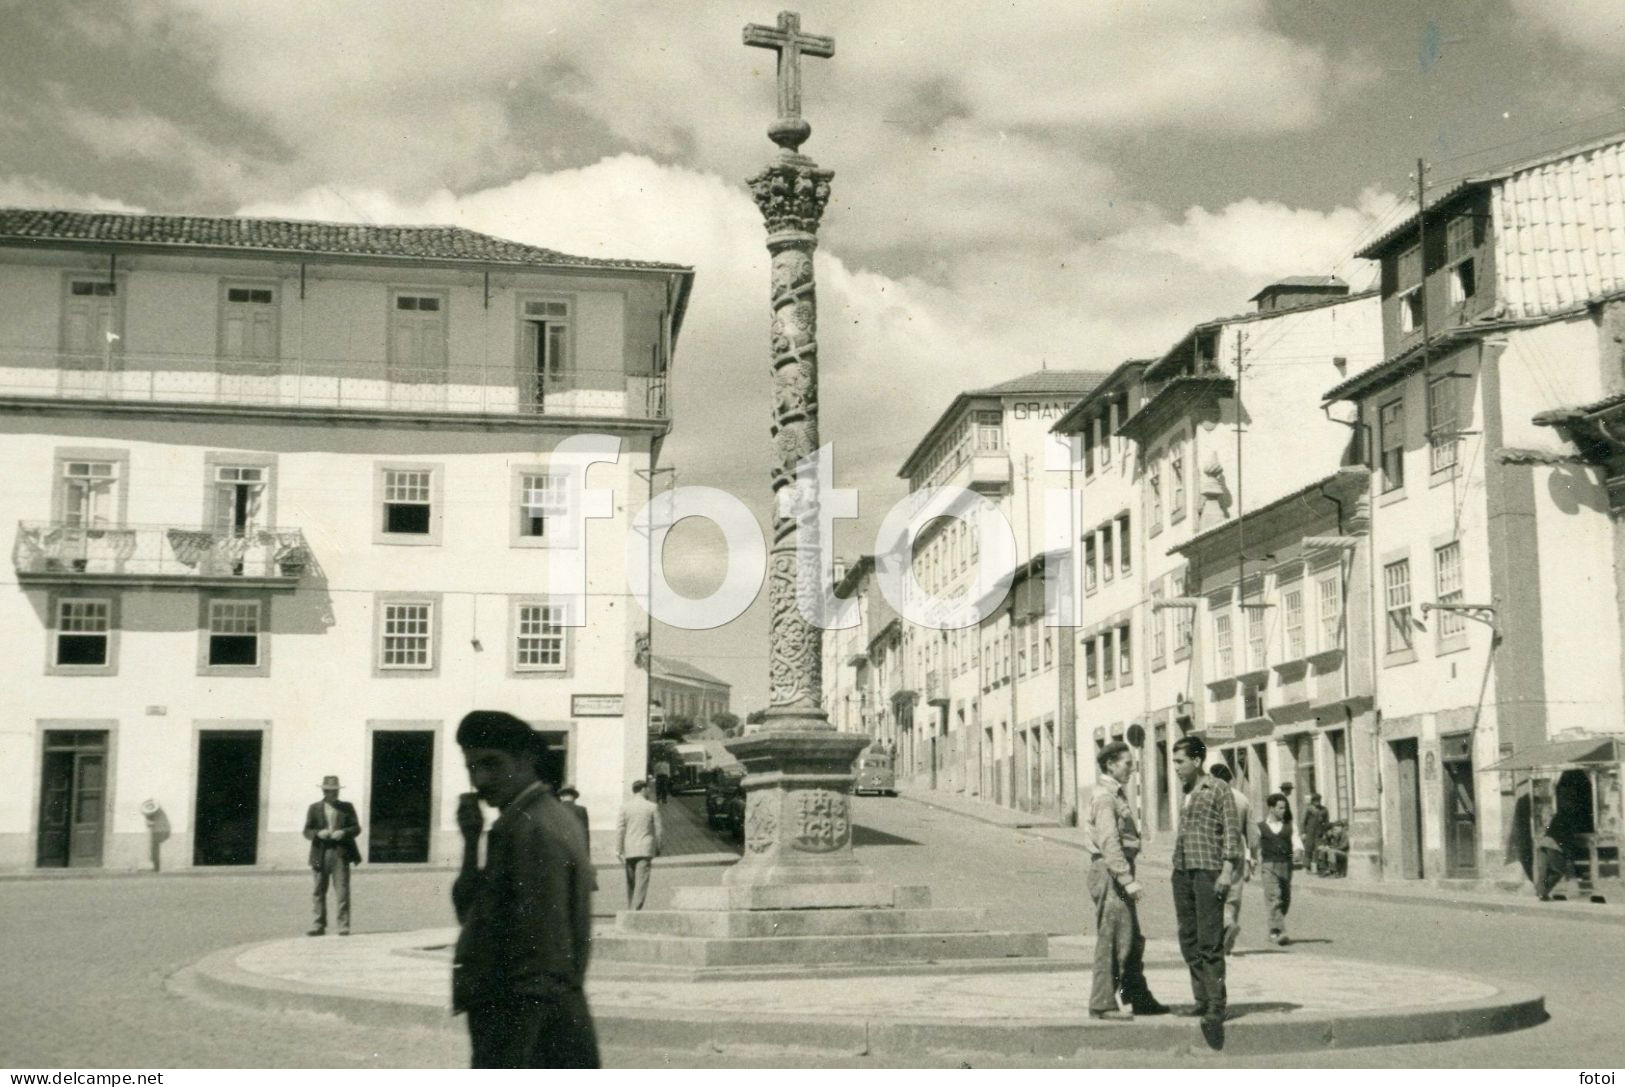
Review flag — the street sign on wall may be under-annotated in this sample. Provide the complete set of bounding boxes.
[572,694,625,717]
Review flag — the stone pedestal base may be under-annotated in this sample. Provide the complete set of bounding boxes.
[723,726,873,887]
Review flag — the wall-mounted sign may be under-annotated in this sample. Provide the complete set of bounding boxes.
[572,694,624,717]
[1009,400,1071,421]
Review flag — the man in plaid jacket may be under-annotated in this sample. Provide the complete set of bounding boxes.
[1169,735,1243,1043]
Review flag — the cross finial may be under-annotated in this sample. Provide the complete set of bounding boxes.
[743,10,834,153]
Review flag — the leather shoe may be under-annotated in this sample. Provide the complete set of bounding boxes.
[305,927,325,937]
[1089,1009,1134,1021]
[338,929,351,936]
[1199,1016,1225,1050]
[1130,999,1171,1016]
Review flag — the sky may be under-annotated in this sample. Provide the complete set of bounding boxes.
[4,0,1625,709]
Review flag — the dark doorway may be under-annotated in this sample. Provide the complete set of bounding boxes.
[1441,733,1478,878]
[1155,736,1171,833]
[37,730,108,868]
[1392,738,1424,879]
[368,731,435,863]
[194,731,262,866]
[535,729,571,790]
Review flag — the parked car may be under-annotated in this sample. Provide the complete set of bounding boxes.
[706,769,746,841]
[853,750,896,797]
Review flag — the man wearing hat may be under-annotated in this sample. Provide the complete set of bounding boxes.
[303,775,362,936]
[452,710,599,1068]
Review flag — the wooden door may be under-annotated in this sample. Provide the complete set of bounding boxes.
[1443,756,1479,877]
[1393,739,1423,879]
[37,732,107,868]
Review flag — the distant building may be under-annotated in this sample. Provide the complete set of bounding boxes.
[649,655,732,730]
[890,369,1109,817]
[0,208,692,871]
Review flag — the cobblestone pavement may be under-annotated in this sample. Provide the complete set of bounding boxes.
[2,793,1622,1068]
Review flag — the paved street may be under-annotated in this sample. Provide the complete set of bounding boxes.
[1,794,1620,1068]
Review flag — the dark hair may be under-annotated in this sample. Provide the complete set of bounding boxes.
[1097,740,1132,774]
[1172,735,1207,762]
[1208,763,1233,783]
[632,780,647,794]
[456,710,536,757]
[1266,792,1288,809]
[1310,793,1322,803]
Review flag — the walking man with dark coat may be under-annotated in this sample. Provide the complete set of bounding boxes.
[1169,735,1243,1046]
[452,710,599,1068]
[1302,794,1329,876]
[303,775,361,936]
[1086,741,1168,1020]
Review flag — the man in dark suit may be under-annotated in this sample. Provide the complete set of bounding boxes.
[452,711,599,1069]
[303,775,361,936]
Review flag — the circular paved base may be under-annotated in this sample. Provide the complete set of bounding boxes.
[174,928,1544,1059]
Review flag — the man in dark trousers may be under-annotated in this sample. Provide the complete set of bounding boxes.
[1169,736,1242,1047]
[1085,741,1168,1020]
[452,710,599,1069]
[303,775,361,936]
[1302,793,1330,876]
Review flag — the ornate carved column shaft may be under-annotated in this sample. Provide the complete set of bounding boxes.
[725,11,870,888]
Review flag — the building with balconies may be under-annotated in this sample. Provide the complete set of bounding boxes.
[1055,278,1381,847]
[1328,131,1625,886]
[890,369,1108,814]
[0,208,692,872]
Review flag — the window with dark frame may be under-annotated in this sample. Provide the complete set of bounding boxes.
[207,600,261,667]
[382,469,433,535]
[55,598,110,666]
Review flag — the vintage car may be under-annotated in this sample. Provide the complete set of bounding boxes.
[705,768,746,841]
[853,750,896,797]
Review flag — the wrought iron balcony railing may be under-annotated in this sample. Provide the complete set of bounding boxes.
[13,521,315,584]
[0,349,669,421]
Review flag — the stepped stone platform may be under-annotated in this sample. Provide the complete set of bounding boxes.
[593,882,1050,977]
[174,927,1546,1060]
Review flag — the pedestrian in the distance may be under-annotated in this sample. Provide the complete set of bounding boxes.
[1168,735,1242,1047]
[557,784,599,893]
[451,710,599,1068]
[653,757,672,803]
[1208,764,1259,955]
[1258,793,1295,944]
[615,779,663,910]
[1085,741,1168,1020]
[303,775,361,936]
[1302,793,1329,876]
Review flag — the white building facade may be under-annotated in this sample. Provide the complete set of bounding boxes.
[0,209,692,871]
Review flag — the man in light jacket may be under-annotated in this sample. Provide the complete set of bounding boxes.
[615,779,663,910]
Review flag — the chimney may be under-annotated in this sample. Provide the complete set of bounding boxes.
[1250,276,1350,313]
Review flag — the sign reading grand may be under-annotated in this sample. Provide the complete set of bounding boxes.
[1008,401,1071,421]
[571,694,624,717]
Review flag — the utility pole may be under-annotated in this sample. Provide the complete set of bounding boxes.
[634,465,677,758]
[1235,329,1247,605]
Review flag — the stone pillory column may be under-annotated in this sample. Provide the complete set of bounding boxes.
[727,10,871,887]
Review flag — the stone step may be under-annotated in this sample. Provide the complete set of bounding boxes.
[669,883,932,912]
[593,929,1049,968]
[617,906,989,939]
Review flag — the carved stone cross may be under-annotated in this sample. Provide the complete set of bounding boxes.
[743,10,834,152]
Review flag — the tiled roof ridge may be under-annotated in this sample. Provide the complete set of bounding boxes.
[0,207,692,272]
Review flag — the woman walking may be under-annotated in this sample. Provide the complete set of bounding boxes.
[1258,793,1294,945]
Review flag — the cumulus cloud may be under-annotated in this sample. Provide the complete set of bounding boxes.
[1508,0,1625,57]
[0,176,144,212]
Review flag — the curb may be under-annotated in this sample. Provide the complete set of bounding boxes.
[0,852,738,884]
[896,790,1061,831]
[176,937,1546,1059]
[896,793,1625,929]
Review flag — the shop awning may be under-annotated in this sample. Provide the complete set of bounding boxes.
[1486,736,1625,773]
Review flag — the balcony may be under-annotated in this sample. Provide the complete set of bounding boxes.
[13,522,315,587]
[0,349,669,422]
[925,668,949,705]
[965,452,1011,494]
